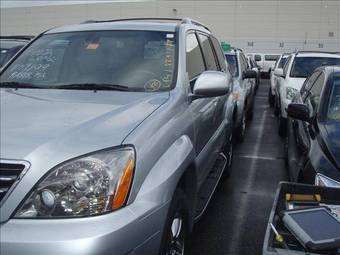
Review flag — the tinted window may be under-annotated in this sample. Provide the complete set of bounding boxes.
[328,74,340,121]
[265,55,280,61]
[301,71,321,100]
[1,31,177,92]
[210,36,227,71]
[277,56,288,69]
[186,33,205,80]
[198,34,218,71]
[225,54,238,77]
[290,57,340,78]
[283,55,292,77]
[306,72,325,114]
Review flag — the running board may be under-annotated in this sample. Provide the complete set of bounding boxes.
[194,153,227,221]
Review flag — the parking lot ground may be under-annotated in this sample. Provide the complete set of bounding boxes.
[188,79,289,255]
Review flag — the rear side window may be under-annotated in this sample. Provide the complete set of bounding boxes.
[210,36,227,71]
[265,55,280,61]
[186,33,205,80]
[197,34,218,71]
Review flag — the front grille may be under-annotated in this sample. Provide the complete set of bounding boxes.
[0,162,26,203]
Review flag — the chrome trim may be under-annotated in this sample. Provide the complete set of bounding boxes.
[0,159,31,207]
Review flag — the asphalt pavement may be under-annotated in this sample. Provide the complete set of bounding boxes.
[188,78,288,255]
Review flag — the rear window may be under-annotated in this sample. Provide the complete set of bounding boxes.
[328,74,340,121]
[225,54,239,77]
[265,55,280,61]
[290,57,340,78]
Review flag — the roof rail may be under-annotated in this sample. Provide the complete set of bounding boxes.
[0,35,34,40]
[80,17,210,31]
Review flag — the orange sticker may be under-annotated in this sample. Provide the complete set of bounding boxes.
[86,42,99,50]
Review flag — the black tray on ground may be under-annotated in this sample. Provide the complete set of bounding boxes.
[262,182,340,255]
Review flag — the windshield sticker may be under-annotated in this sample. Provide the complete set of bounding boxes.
[144,79,161,92]
[166,33,174,39]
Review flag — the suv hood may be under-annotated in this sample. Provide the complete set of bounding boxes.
[0,89,168,160]
[286,77,306,90]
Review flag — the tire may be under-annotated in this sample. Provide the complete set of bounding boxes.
[274,96,280,117]
[235,113,246,143]
[159,189,189,255]
[268,88,274,107]
[246,108,254,121]
[222,133,233,179]
[278,115,287,137]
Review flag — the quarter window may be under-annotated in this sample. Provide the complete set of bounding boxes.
[197,34,218,71]
[210,36,227,71]
[186,33,205,80]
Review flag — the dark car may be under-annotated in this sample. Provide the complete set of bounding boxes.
[0,36,32,67]
[286,65,340,188]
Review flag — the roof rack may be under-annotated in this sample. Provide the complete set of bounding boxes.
[0,35,34,40]
[81,17,210,31]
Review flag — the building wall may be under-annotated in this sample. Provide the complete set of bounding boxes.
[1,0,339,52]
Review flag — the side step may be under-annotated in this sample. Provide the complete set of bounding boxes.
[194,153,227,221]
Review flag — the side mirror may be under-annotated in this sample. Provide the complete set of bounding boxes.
[287,103,310,122]
[191,71,230,100]
[243,70,257,79]
[274,68,284,77]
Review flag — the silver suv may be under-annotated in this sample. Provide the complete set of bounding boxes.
[0,18,235,255]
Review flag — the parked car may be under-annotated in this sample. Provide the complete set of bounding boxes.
[225,48,257,142]
[287,66,340,187]
[247,53,280,77]
[268,53,289,108]
[0,18,236,255]
[0,36,32,67]
[247,55,261,90]
[275,51,340,137]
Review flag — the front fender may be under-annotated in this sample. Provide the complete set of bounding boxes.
[134,135,195,208]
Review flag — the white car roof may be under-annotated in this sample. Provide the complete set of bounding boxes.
[295,52,340,58]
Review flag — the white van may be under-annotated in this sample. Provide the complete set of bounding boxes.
[247,53,281,76]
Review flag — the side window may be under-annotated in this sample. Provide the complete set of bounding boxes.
[186,33,205,80]
[283,56,292,77]
[210,36,227,72]
[301,71,320,100]
[239,54,247,73]
[197,34,218,71]
[306,72,325,114]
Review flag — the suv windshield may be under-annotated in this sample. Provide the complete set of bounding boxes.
[290,57,340,78]
[225,54,239,77]
[0,31,177,92]
[328,74,340,121]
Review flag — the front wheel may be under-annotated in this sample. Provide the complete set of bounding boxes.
[235,113,246,143]
[160,189,188,255]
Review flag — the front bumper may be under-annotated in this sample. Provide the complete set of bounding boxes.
[0,201,169,255]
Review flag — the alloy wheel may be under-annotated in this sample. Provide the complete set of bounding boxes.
[166,215,185,255]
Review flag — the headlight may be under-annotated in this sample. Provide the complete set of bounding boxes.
[286,87,298,100]
[315,173,340,188]
[15,146,135,218]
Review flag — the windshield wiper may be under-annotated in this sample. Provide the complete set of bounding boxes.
[54,83,130,91]
[0,82,45,89]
